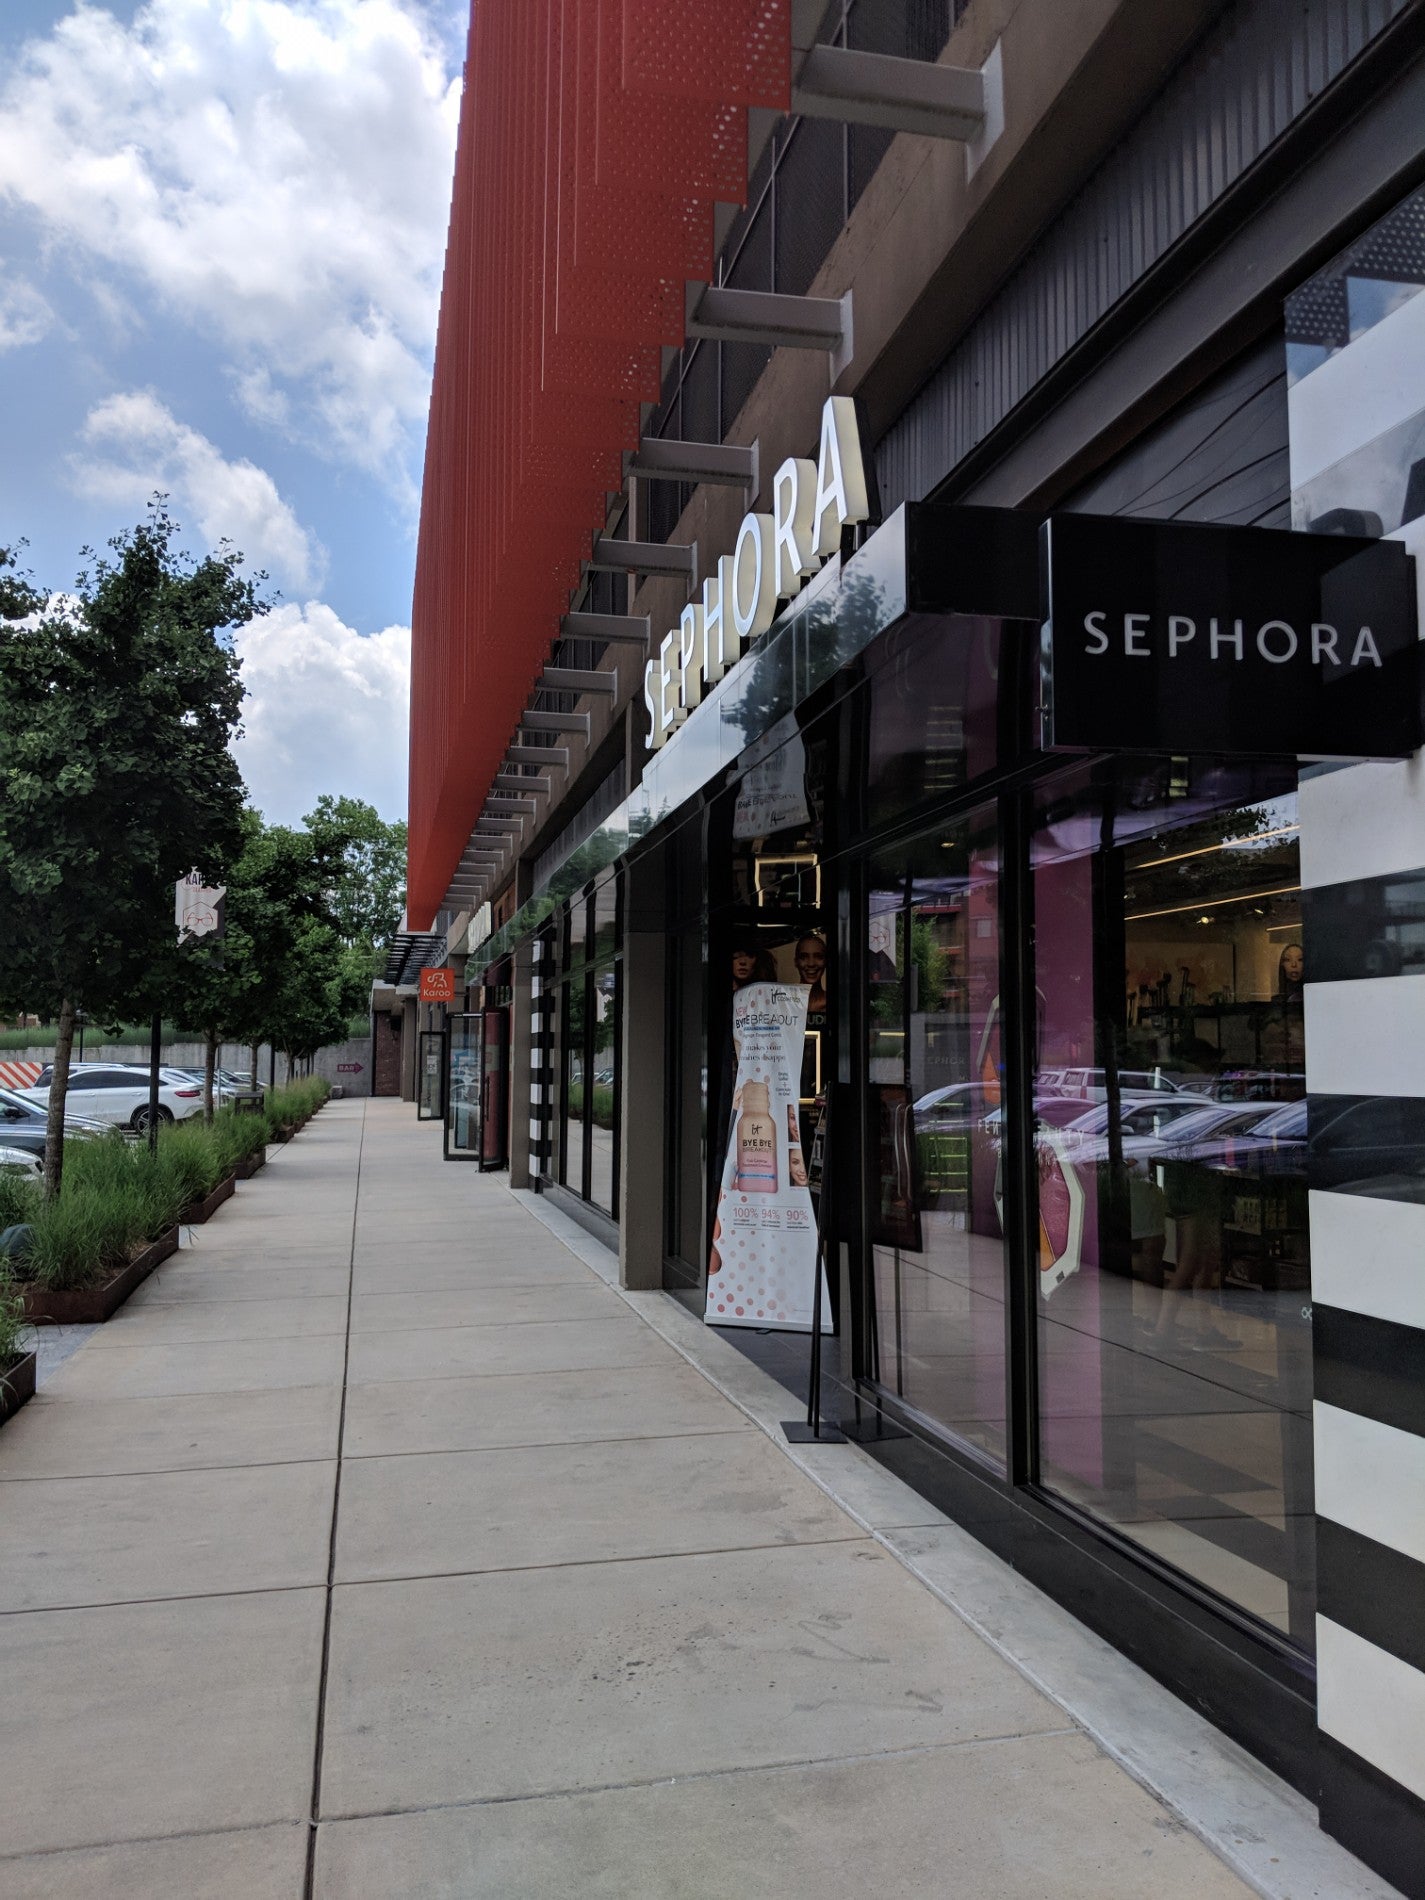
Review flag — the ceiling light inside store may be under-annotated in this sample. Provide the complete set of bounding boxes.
[1132,824,1300,874]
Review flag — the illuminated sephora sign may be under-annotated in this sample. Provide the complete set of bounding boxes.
[642,396,869,748]
[1040,513,1421,758]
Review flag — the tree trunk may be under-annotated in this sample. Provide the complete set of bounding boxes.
[203,1026,219,1124]
[250,1040,260,1087]
[43,995,77,1201]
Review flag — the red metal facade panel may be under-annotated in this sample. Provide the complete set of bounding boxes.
[407,0,791,926]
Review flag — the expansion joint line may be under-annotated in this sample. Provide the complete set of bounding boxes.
[304,1101,365,1900]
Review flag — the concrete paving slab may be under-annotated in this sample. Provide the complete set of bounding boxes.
[334,1430,859,1583]
[45,1332,346,1400]
[128,1262,353,1303]
[0,1588,324,1856]
[0,1384,340,1479]
[0,1458,335,1610]
[313,1731,1254,1900]
[347,1283,621,1333]
[345,1317,675,1386]
[350,1253,592,1293]
[342,1362,751,1459]
[90,1294,349,1348]
[2,1823,308,1900]
[319,1541,1063,1817]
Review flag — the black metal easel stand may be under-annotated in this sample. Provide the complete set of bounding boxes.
[782,1101,845,1444]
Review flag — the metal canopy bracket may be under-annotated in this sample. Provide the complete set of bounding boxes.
[523,708,592,738]
[792,44,987,142]
[686,284,853,379]
[629,437,758,494]
[540,665,618,697]
[561,611,651,649]
[589,536,697,583]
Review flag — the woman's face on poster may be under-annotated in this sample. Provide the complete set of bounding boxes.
[732,948,756,984]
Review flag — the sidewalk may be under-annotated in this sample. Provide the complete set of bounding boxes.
[0,1099,1393,1897]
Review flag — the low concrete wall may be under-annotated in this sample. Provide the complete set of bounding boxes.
[1,1033,375,1098]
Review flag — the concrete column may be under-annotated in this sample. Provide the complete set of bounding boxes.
[618,849,667,1290]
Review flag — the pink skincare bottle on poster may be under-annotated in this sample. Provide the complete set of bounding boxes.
[735,1081,778,1193]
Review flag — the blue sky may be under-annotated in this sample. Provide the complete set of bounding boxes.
[0,0,469,822]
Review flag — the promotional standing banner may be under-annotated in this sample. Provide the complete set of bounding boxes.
[707,981,830,1331]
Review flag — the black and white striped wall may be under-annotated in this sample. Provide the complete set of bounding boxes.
[528,933,554,1180]
[1301,762,1425,1895]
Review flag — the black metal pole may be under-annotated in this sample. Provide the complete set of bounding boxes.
[148,1011,161,1154]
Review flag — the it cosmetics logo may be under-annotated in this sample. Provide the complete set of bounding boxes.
[1078,610,1383,670]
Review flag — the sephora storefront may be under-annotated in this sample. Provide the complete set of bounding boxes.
[422,8,1425,1888]
[583,374,1419,1816]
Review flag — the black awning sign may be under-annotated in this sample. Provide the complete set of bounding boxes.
[1039,514,1421,759]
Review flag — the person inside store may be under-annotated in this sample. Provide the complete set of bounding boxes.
[1260,941,1306,1071]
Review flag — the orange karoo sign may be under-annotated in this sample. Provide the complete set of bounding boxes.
[419,967,456,1003]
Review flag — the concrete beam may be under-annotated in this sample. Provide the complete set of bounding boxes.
[792,44,986,142]
[494,772,552,795]
[523,709,592,738]
[629,437,758,491]
[589,536,696,581]
[562,612,651,649]
[540,666,618,697]
[507,743,569,769]
[686,284,849,350]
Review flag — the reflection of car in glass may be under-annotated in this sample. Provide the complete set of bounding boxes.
[1052,1096,1215,1169]
[1205,1070,1306,1103]
[1309,1095,1425,1192]
[911,1082,1002,1130]
[1198,1101,1309,1180]
[1038,1066,1188,1104]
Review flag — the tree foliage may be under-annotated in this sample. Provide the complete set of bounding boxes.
[0,507,261,1190]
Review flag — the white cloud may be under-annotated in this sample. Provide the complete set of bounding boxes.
[231,599,409,822]
[72,389,326,594]
[0,272,52,348]
[0,1,460,483]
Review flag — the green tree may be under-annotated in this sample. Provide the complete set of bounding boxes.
[305,794,407,952]
[0,508,260,1194]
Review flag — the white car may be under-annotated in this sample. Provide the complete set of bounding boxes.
[22,1064,205,1133]
[0,1146,42,1176]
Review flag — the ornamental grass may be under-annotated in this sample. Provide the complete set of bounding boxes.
[2,1084,326,1292]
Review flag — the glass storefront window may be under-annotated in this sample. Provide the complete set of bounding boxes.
[545,879,622,1220]
[864,804,1007,1472]
[590,958,619,1214]
[1030,758,1313,1648]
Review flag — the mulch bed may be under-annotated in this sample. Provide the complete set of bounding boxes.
[21,1226,181,1326]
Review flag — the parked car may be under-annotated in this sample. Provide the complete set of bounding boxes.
[23,1064,205,1132]
[0,1084,111,1162]
[0,1146,42,1176]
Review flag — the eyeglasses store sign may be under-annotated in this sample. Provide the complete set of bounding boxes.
[1040,514,1421,758]
[642,396,869,748]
